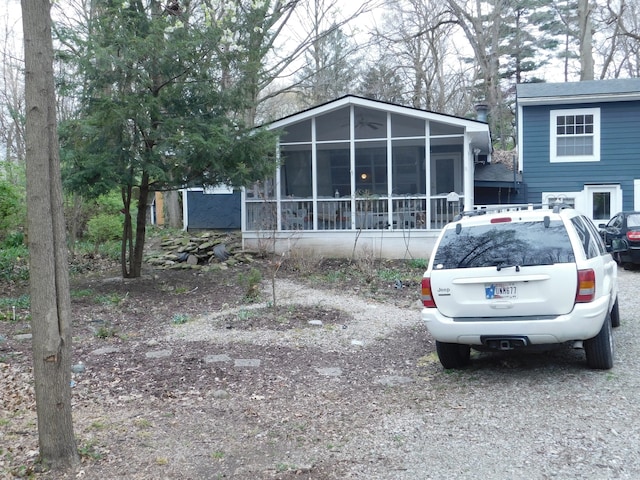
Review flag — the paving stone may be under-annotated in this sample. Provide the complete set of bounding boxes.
[212,389,230,399]
[71,363,86,374]
[234,358,261,367]
[90,346,121,355]
[374,375,414,387]
[315,367,342,377]
[204,354,232,363]
[145,349,172,359]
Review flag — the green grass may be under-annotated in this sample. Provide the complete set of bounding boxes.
[377,269,400,282]
[0,295,30,322]
[0,295,30,310]
[95,293,127,306]
[408,258,428,269]
[71,289,94,299]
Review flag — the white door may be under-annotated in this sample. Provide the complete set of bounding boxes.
[585,185,622,222]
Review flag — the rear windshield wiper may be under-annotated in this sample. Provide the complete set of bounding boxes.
[493,259,520,272]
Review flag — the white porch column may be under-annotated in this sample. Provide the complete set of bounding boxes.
[464,135,475,211]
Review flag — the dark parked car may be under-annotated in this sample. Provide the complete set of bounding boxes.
[599,211,640,269]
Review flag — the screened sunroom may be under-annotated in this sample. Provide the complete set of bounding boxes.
[242,96,491,257]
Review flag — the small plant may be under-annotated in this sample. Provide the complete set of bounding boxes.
[94,322,117,339]
[0,245,29,282]
[0,295,29,323]
[211,450,224,460]
[408,258,428,269]
[239,268,262,300]
[171,313,190,325]
[89,421,107,431]
[0,295,30,310]
[236,309,255,321]
[134,418,152,429]
[78,440,103,460]
[324,270,347,283]
[86,213,123,252]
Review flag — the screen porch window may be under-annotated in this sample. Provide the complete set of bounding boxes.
[550,108,600,162]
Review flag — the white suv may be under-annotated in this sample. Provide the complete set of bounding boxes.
[421,205,619,369]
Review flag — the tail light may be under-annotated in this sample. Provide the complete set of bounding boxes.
[421,277,436,308]
[575,269,596,303]
[627,230,640,241]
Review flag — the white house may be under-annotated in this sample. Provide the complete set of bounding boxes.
[242,95,491,258]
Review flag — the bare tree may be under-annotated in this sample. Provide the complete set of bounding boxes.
[0,6,25,182]
[598,0,640,78]
[369,0,470,114]
[578,0,594,80]
[254,0,380,122]
[21,0,78,470]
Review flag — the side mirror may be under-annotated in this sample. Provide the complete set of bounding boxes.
[610,238,628,253]
[598,223,606,228]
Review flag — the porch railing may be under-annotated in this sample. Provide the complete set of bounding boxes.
[245,195,464,231]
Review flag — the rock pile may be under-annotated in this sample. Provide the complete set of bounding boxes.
[145,231,258,270]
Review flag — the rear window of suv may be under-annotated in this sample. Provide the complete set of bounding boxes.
[432,219,575,269]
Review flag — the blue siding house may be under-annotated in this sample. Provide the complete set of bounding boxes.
[517,79,640,223]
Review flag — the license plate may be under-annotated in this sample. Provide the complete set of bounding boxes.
[485,283,517,299]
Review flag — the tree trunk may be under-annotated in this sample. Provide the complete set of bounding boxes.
[132,173,150,278]
[21,0,79,470]
[121,185,135,278]
[578,0,594,80]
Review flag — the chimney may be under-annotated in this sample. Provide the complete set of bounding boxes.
[475,104,488,122]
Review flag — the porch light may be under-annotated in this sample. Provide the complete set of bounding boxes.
[360,173,368,180]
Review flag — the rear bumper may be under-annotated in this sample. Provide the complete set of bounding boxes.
[421,295,610,345]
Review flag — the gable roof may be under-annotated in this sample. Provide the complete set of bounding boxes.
[517,78,640,106]
[266,95,490,145]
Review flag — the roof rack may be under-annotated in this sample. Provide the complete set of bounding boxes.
[454,203,572,221]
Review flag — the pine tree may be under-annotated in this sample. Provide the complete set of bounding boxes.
[58,0,278,278]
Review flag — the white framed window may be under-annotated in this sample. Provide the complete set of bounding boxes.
[542,192,577,209]
[550,108,600,163]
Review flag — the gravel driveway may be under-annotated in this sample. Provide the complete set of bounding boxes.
[332,267,640,480]
[158,266,640,480]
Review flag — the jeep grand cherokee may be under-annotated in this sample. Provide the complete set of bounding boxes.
[421,205,619,369]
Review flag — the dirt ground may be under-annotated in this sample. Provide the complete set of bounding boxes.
[0,245,430,479]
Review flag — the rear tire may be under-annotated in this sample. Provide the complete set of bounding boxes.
[584,314,614,369]
[436,341,471,369]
